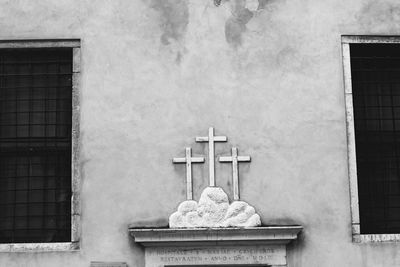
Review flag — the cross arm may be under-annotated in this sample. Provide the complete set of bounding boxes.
[219,156,233,162]
[172,158,186,163]
[219,156,250,162]
[238,156,251,162]
[215,136,228,142]
[195,136,227,142]
[172,157,205,163]
[195,136,208,142]
[191,157,205,163]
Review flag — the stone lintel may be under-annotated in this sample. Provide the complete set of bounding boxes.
[129,226,302,247]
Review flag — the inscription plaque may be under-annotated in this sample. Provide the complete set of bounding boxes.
[146,246,285,267]
[90,262,128,267]
[130,227,303,267]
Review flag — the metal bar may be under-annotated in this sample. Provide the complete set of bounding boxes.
[0,73,73,77]
[0,85,71,90]
[11,53,20,242]
[27,52,33,235]
[0,60,72,64]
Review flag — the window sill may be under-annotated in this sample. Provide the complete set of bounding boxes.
[353,234,400,243]
[0,242,79,252]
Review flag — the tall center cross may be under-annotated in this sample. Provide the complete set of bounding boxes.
[173,147,205,200]
[196,127,227,187]
[219,147,251,200]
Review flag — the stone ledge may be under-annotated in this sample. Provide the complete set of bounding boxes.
[129,226,302,247]
[0,242,79,253]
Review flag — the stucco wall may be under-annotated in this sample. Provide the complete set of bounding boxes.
[1,0,400,266]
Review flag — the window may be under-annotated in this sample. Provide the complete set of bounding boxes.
[0,40,80,251]
[343,36,400,242]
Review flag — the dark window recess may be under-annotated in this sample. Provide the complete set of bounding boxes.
[0,49,72,243]
[351,44,400,234]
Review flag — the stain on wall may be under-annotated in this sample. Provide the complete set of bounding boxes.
[257,0,269,10]
[225,0,254,48]
[149,0,189,45]
[129,217,169,228]
[224,0,268,48]
[356,1,400,31]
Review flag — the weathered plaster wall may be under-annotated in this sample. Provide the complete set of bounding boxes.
[1,0,400,266]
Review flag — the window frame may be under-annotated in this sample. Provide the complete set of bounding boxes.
[0,39,81,252]
[342,35,400,243]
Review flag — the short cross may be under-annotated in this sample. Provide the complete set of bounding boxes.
[219,147,251,200]
[173,147,205,200]
[196,127,227,187]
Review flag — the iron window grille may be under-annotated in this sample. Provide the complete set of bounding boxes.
[0,48,72,243]
[350,43,400,234]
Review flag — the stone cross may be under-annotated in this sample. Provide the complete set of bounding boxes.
[219,147,251,200]
[173,147,205,200]
[196,127,227,187]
